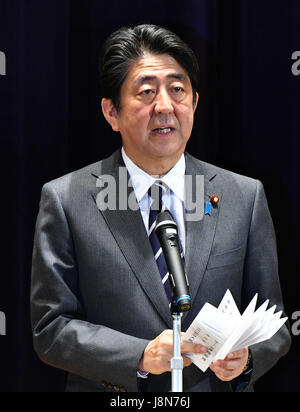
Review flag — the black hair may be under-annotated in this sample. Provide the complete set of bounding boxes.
[99,24,199,111]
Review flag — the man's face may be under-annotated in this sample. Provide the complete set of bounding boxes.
[102,53,198,171]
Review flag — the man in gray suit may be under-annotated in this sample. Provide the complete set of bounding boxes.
[31,24,291,392]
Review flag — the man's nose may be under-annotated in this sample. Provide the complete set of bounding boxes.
[154,90,174,115]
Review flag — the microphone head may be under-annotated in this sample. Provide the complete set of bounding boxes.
[155,211,177,233]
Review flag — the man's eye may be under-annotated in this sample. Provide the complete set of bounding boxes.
[173,87,183,93]
[141,89,153,95]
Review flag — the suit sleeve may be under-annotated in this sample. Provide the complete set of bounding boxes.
[31,183,149,392]
[241,180,291,390]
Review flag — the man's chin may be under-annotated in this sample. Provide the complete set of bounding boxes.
[149,143,186,160]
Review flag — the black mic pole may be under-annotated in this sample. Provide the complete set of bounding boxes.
[155,211,191,392]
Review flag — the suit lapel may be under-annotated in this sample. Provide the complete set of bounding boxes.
[183,154,223,326]
[90,151,173,328]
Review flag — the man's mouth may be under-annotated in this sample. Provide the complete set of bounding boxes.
[152,127,175,134]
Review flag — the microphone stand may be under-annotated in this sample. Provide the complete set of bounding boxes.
[170,304,183,392]
[154,210,191,392]
[169,295,191,392]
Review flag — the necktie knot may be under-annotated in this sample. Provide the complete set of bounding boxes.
[148,180,168,212]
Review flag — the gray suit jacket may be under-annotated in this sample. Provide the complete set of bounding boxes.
[31,149,291,392]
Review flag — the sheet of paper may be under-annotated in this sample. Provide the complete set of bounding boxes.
[218,289,241,318]
[183,290,288,371]
[183,300,236,371]
[183,322,225,372]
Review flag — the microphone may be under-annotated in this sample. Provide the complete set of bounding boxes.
[155,211,191,313]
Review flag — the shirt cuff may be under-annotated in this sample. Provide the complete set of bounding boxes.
[137,370,149,379]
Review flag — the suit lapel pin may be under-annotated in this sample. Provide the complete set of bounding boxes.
[205,195,220,216]
[205,202,212,216]
[210,195,220,207]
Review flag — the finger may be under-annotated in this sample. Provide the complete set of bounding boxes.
[181,342,208,354]
[211,358,247,381]
[226,348,248,360]
[219,359,242,371]
[180,334,208,354]
[210,361,231,373]
[214,357,246,370]
[210,363,234,379]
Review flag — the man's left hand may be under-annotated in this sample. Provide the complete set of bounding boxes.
[209,347,249,381]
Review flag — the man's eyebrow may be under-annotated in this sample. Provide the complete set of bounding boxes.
[167,72,186,81]
[135,72,186,85]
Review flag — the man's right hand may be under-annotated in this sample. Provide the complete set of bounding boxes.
[138,329,208,375]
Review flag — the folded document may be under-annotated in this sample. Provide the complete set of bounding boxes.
[183,290,288,372]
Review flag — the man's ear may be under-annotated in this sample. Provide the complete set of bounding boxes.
[193,92,199,112]
[101,98,120,132]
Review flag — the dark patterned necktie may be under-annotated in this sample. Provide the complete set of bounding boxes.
[148,181,185,303]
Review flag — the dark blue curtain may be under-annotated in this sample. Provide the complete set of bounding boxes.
[0,0,299,391]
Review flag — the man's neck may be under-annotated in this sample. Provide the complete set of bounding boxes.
[122,148,184,177]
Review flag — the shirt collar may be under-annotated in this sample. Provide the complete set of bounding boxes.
[121,147,185,203]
